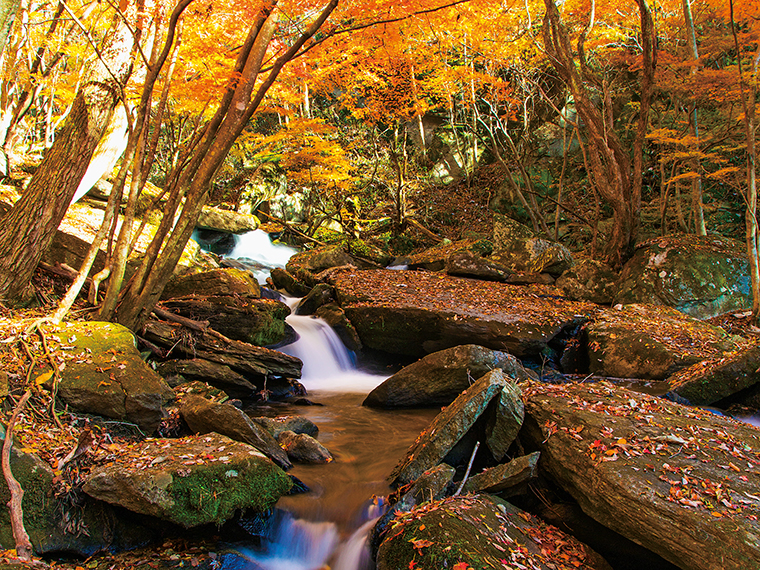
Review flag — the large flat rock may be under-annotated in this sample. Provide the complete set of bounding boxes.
[522,380,760,570]
[327,268,596,358]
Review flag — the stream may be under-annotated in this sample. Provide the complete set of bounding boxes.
[214,230,438,570]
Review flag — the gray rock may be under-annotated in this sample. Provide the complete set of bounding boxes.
[556,258,618,304]
[157,359,256,394]
[389,369,508,487]
[484,381,524,461]
[83,433,292,527]
[197,205,259,234]
[492,215,574,276]
[252,415,319,438]
[363,344,534,408]
[445,249,510,281]
[315,303,362,352]
[462,451,539,495]
[396,463,455,510]
[277,430,332,464]
[295,283,335,315]
[179,394,291,469]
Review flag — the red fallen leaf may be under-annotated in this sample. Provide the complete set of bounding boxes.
[410,539,434,552]
[453,563,472,570]
[408,561,417,569]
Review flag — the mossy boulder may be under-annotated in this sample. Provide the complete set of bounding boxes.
[269,267,312,297]
[196,206,259,234]
[52,321,174,432]
[294,283,335,315]
[286,245,355,274]
[586,304,746,380]
[160,296,290,347]
[161,268,261,300]
[492,214,574,276]
[376,495,610,570]
[614,234,751,319]
[82,433,292,528]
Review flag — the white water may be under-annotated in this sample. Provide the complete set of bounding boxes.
[224,231,395,570]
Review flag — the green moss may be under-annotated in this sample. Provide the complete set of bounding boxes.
[168,460,291,527]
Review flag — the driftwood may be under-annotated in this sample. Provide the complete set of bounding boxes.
[142,320,302,379]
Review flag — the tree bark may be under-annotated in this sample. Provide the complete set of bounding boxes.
[0,8,138,303]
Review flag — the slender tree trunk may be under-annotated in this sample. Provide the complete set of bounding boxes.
[0,8,138,303]
[0,0,21,57]
[683,0,705,235]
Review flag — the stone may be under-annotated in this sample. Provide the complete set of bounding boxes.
[556,258,618,304]
[522,380,760,570]
[179,395,291,469]
[160,296,290,347]
[492,214,574,276]
[83,433,292,528]
[376,495,611,570]
[615,234,751,319]
[396,463,456,511]
[286,245,356,274]
[161,267,261,300]
[277,430,332,464]
[389,369,508,487]
[315,303,362,352]
[667,343,760,405]
[363,344,534,408]
[270,267,312,297]
[461,452,539,495]
[196,205,259,234]
[327,268,596,359]
[51,321,174,432]
[251,415,319,438]
[295,283,335,315]
[157,359,256,395]
[586,304,746,380]
[445,249,511,281]
[484,381,524,461]
[406,238,493,272]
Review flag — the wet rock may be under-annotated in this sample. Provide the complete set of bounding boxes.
[270,267,312,297]
[83,433,293,527]
[522,380,760,570]
[461,451,540,495]
[295,283,335,315]
[161,267,261,300]
[587,304,745,380]
[327,268,596,359]
[251,415,319,438]
[492,215,574,276]
[396,463,456,510]
[389,369,508,487]
[556,258,618,304]
[196,205,259,234]
[667,343,760,405]
[277,430,332,464]
[52,321,174,433]
[615,234,751,319]
[179,394,291,469]
[160,296,290,347]
[315,303,362,352]
[376,495,611,570]
[364,344,533,409]
[484,381,524,461]
[157,359,256,396]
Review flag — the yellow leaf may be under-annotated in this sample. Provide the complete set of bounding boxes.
[35,371,53,385]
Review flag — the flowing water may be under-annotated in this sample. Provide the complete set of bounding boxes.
[213,231,437,570]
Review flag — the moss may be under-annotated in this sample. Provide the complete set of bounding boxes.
[168,460,292,528]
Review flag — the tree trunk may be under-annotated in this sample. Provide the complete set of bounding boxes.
[0,0,21,57]
[0,9,137,303]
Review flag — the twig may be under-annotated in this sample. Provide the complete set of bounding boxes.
[454,441,481,496]
[37,327,64,430]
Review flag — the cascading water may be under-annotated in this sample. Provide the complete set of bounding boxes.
[207,230,437,570]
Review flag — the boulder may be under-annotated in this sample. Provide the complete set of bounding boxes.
[556,258,618,304]
[445,249,511,281]
[251,415,319,439]
[41,229,106,274]
[277,430,332,464]
[614,234,751,319]
[484,380,524,461]
[173,380,229,403]
[286,245,356,274]
[667,342,760,405]
[179,395,291,469]
[389,369,508,487]
[143,320,302,382]
[492,215,574,276]
[376,495,611,570]
[396,463,456,511]
[157,359,256,395]
[51,321,174,432]
[196,205,259,234]
[363,344,534,408]
[461,451,540,495]
[295,283,335,315]
[83,433,292,527]
[327,268,596,358]
[161,267,261,300]
[269,267,312,297]
[406,238,493,272]
[522,380,760,570]
[586,304,746,380]
[160,296,290,347]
